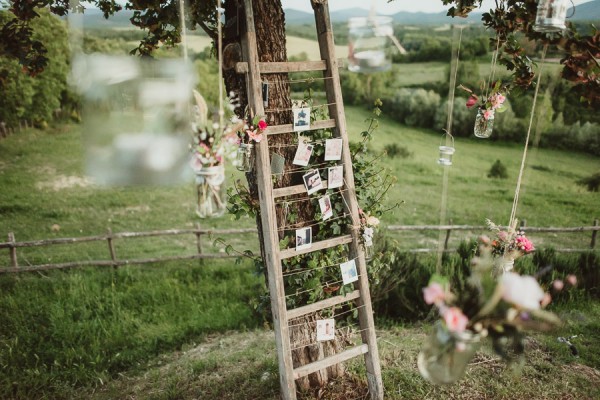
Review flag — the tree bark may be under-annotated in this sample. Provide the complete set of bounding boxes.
[222,0,344,391]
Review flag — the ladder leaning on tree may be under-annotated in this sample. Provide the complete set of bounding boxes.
[235,0,384,399]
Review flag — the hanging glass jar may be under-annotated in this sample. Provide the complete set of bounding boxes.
[195,165,226,218]
[474,108,494,138]
[533,0,569,33]
[364,244,374,261]
[418,322,481,385]
[348,17,393,73]
[437,133,455,166]
[236,143,254,172]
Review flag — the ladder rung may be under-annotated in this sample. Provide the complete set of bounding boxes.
[293,344,369,380]
[287,290,360,320]
[273,180,329,198]
[279,235,352,260]
[236,60,327,74]
[267,119,336,136]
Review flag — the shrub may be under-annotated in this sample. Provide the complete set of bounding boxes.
[488,159,508,179]
[577,172,600,192]
[384,143,412,159]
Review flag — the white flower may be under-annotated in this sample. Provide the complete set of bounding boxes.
[500,272,545,310]
[366,216,380,227]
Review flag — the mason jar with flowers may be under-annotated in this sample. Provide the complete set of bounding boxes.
[235,115,268,172]
[359,209,380,260]
[484,219,535,276]
[418,237,561,385]
[190,91,240,218]
[460,81,508,138]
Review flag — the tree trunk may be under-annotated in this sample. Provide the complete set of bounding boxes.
[222,0,345,391]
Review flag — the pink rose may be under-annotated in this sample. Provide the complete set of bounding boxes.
[466,95,478,108]
[423,282,445,305]
[515,236,534,253]
[257,119,268,131]
[491,93,506,109]
[566,274,577,286]
[483,109,494,120]
[443,307,468,333]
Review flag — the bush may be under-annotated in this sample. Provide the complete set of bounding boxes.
[488,159,508,179]
[383,88,440,129]
[577,172,600,192]
[384,143,412,159]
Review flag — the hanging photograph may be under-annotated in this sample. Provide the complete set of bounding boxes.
[324,138,343,161]
[295,227,312,251]
[293,142,314,166]
[293,107,311,132]
[303,169,323,195]
[340,259,358,285]
[316,319,335,341]
[327,165,344,189]
[318,195,333,221]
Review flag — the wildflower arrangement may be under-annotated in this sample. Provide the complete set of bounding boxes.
[460,81,509,121]
[190,90,241,171]
[239,115,268,144]
[484,219,535,261]
[358,209,380,247]
[418,236,564,384]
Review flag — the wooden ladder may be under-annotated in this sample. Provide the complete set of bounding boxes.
[236,1,383,399]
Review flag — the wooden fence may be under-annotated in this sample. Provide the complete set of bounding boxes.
[1,221,598,273]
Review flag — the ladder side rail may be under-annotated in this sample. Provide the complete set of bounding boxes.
[311,1,384,398]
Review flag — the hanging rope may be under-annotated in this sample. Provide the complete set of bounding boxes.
[178,0,189,61]
[508,44,549,229]
[216,6,225,129]
[435,25,463,274]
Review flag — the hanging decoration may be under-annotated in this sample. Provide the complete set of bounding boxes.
[437,132,456,166]
[533,0,570,33]
[359,210,379,261]
[347,16,394,73]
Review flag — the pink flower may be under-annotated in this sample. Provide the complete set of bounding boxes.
[443,307,469,333]
[247,129,263,143]
[490,93,506,109]
[566,274,577,286]
[553,280,564,291]
[257,119,268,131]
[423,282,445,305]
[466,95,478,108]
[483,109,494,120]
[515,236,534,253]
[541,293,552,308]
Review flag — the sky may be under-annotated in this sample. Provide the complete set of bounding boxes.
[281,0,591,14]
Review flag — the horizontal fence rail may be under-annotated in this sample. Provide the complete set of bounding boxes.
[1,221,598,273]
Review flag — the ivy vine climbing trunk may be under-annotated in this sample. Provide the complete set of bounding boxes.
[221,0,344,391]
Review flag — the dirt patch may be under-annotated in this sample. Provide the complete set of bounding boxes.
[36,175,94,191]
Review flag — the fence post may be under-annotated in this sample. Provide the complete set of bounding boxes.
[106,228,118,268]
[519,219,527,231]
[443,219,452,252]
[8,232,18,268]
[592,219,599,250]
[195,223,203,255]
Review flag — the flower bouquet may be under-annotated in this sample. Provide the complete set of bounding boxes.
[235,115,268,172]
[359,209,380,260]
[484,219,535,275]
[417,237,561,385]
[190,90,240,218]
[459,81,508,138]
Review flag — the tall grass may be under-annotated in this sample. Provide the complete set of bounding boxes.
[0,260,264,399]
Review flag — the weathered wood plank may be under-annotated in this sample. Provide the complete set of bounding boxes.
[8,232,17,268]
[279,235,353,260]
[293,344,368,380]
[287,290,360,320]
[236,60,328,74]
[266,119,335,136]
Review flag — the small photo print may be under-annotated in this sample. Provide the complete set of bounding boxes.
[303,169,323,195]
[295,227,312,251]
[340,259,358,285]
[293,142,314,167]
[293,107,311,132]
[327,165,344,189]
[316,319,335,341]
[318,195,333,221]
[324,138,343,161]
